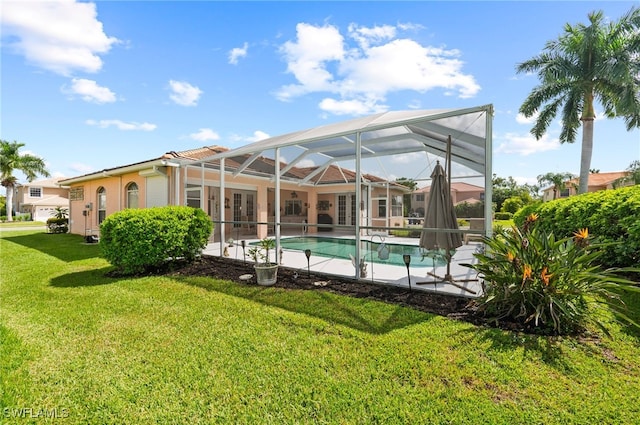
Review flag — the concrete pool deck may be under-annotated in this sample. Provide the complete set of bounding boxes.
[203,234,484,298]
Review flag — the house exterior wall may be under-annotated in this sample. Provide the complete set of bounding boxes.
[451,188,484,205]
[66,171,151,236]
[15,182,69,222]
[63,162,406,238]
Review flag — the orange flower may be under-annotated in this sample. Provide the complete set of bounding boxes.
[522,264,532,281]
[526,213,539,223]
[573,228,589,240]
[541,267,553,286]
[573,228,589,247]
[506,252,515,262]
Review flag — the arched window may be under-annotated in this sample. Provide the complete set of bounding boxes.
[97,187,107,224]
[126,182,139,209]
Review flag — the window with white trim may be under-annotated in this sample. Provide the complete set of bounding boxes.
[126,182,139,209]
[29,187,42,197]
[97,187,107,224]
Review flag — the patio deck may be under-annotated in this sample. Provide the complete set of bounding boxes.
[203,232,484,298]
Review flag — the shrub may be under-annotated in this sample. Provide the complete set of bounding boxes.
[494,212,513,220]
[46,217,68,233]
[513,186,640,268]
[455,201,485,218]
[100,206,213,274]
[501,196,524,214]
[467,213,640,335]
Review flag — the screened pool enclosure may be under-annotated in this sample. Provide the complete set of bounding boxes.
[189,104,493,286]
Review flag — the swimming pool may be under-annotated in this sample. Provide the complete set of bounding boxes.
[270,236,446,268]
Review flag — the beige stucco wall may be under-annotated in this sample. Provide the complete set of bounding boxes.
[64,164,406,238]
[67,172,148,235]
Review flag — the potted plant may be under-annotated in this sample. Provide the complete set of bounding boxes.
[247,237,278,286]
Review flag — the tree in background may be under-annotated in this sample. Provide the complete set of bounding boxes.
[517,7,640,194]
[395,177,418,216]
[613,160,640,187]
[0,140,50,221]
[492,175,538,212]
[537,172,575,200]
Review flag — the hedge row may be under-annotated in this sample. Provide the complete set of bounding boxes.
[100,206,213,274]
[514,185,640,268]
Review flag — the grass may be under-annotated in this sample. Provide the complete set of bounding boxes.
[1,230,639,424]
[0,221,45,228]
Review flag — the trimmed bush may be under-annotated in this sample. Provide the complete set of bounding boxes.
[455,201,485,218]
[100,206,213,274]
[513,186,640,268]
[494,212,513,220]
[46,217,68,233]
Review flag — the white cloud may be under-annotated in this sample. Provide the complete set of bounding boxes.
[516,112,538,124]
[512,176,539,186]
[168,80,202,106]
[228,130,271,144]
[319,97,387,116]
[189,128,220,141]
[390,152,423,164]
[495,132,560,156]
[297,159,316,168]
[63,78,116,103]
[347,23,396,49]
[1,0,119,75]
[247,130,270,142]
[229,42,248,65]
[276,22,480,115]
[86,119,156,131]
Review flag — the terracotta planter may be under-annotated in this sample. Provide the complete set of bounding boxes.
[254,264,278,286]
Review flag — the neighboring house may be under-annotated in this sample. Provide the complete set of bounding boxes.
[15,178,69,222]
[411,181,484,216]
[58,145,408,240]
[541,171,630,202]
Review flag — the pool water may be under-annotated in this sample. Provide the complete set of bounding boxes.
[270,236,446,268]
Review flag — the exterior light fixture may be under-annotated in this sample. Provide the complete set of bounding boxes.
[304,249,311,277]
[403,254,412,292]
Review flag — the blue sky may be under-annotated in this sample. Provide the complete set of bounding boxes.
[2,1,639,189]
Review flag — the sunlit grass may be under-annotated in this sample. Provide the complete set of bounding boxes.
[1,230,639,424]
[0,221,45,228]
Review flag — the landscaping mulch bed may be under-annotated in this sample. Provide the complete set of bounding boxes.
[170,254,487,327]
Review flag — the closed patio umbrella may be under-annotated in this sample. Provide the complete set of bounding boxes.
[417,151,475,294]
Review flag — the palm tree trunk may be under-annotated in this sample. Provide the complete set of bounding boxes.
[579,118,594,194]
[5,183,14,222]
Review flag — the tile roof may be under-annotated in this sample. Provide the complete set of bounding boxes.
[17,177,67,188]
[417,181,484,193]
[60,144,402,187]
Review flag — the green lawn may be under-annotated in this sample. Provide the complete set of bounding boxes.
[0,221,45,228]
[1,230,639,424]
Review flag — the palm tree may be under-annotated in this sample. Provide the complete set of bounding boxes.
[517,7,640,194]
[537,172,576,200]
[0,140,50,221]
